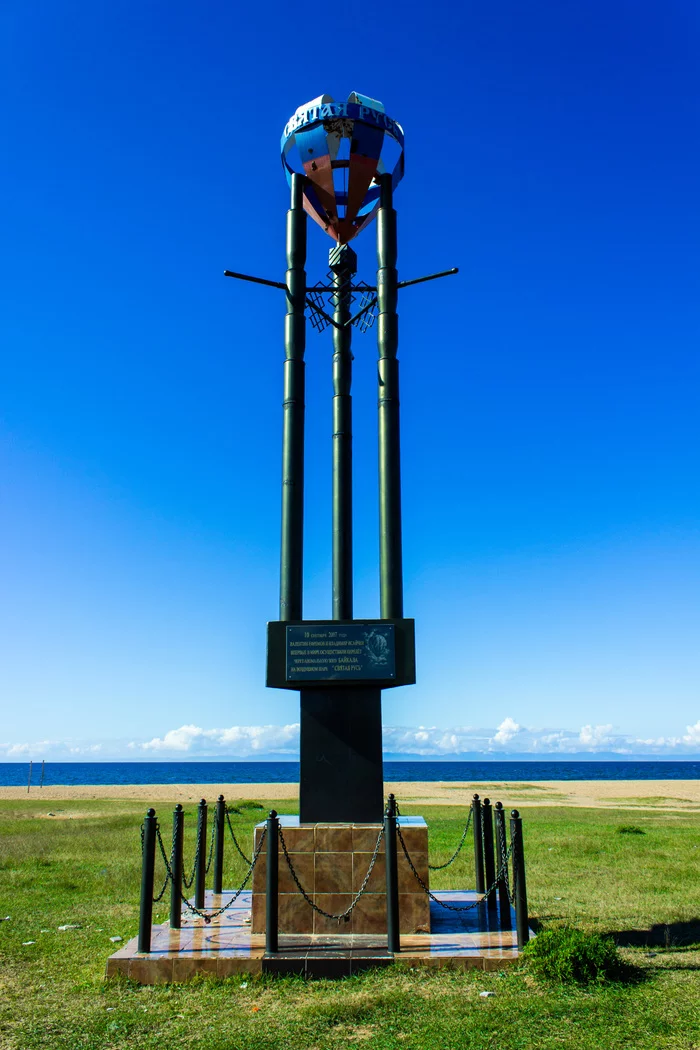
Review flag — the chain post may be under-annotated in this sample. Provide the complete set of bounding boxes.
[494,802,511,929]
[169,804,184,929]
[384,794,400,953]
[482,798,497,912]
[213,795,226,895]
[266,811,279,954]
[510,809,530,947]
[138,808,157,953]
[472,794,485,893]
[195,798,208,909]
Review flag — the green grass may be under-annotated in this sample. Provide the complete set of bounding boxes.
[1,797,699,1049]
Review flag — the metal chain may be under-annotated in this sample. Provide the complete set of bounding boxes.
[141,823,171,903]
[278,824,385,924]
[397,824,513,913]
[204,816,216,875]
[181,825,201,890]
[152,871,170,902]
[498,824,514,905]
[225,809,253,865]
[394,796,473,870]
[428,808,473,871]
[156,824,266,924]
[181,812,213,888]
[141,822,171,903]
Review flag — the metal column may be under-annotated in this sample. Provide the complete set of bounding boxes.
[376,173,403,619]
[279,173,307,621]
[330,243,356,621]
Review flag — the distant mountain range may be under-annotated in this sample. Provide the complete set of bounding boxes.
[92,751,700,763]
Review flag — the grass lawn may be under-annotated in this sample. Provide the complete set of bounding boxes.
[1,796,699,1049]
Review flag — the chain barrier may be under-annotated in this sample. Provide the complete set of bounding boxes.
[140,818,172,902]
[225,809,253,865]
[427,808,473,871]
[278,824,385,924]
[205,816,216,875]
[498,823,514,905]
[155,824,266,924]
[397,824,513,913]
[180,824,202,890]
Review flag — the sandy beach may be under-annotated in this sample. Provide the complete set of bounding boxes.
[2,779,699,811]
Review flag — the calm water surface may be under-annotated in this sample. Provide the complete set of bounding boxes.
[2,760,698,787]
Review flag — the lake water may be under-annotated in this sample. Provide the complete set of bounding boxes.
[2,760,699,787]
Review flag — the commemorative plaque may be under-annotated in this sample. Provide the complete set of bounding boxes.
[286,623,396,682]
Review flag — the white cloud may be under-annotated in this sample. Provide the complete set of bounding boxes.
[382,725,481,756]
[492,717,521,745]
[6,743,32,756]
[578,724,614,747]
[139,723,300,756]
[683,720,700,746]
[1,716,699,760]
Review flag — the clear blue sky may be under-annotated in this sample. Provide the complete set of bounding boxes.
[1,0,698,759]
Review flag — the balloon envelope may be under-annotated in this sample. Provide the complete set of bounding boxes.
[281,93,404,244]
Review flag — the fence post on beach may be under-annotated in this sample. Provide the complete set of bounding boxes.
[213,795,226,895]
[170,804,184,929]
[510,809,529,947]
[27,761,32,794]
[266,810,279,954]
[494,802,511,929]
[472,794,485,893]
[195,798,207,910]
[384,794,400,953]
[139,808,157,952]
[482,798,497,911]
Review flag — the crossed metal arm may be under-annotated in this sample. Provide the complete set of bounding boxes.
[224,267,459,332]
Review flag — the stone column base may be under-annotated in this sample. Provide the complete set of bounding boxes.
[251,816,430,935]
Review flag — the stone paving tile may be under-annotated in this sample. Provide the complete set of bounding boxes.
[106,888,525,983]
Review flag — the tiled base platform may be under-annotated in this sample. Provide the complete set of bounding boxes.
[106,890,525,982]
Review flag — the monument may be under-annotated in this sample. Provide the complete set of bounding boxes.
[225,92,457,935]
[107,97,528,979]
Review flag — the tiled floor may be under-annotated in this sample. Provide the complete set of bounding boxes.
[106,890,526,981]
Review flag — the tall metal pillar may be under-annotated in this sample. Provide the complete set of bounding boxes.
[330,243,356,620]
[279,173,307,621]
[376,173,403,619]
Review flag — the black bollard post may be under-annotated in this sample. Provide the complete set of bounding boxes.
[195,798,207,910]
[472,794,485,893]
[170,804,184,929]
[266,810,279,954]
[494,802,511,930]
[138,808,157,953]
[384,794,400,953]
[510,810,530,947]
[482,798,497,911]
[213,795,226,896]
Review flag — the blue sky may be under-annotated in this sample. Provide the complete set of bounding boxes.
[1,0,698,760]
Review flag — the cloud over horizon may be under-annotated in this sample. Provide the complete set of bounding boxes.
[2,716,700,760]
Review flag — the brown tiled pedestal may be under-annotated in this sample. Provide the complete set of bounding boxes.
[251,816,430,935]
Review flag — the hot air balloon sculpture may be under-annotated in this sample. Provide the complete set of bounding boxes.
[281,92,405,244]
[224,94,457,824]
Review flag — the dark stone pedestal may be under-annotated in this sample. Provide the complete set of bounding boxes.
[299,687,383,823]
